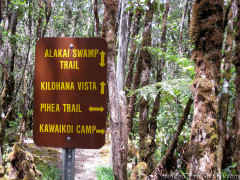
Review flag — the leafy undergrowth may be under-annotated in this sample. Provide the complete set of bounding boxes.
[37,164,61,180]
[26,143,62,180]
[96,166,114,180]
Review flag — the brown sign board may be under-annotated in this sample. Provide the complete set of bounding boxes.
[33,38,107,149]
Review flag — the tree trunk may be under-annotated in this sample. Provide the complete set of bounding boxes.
[158,0,170,81]
[143,0,170,174]
[116,0,129,178]
[72,4,80,37]
[36,0,43,38]
[179,0,189,56]
[151,97,193,178]
[189,0,224,179]
[161,0,170,52]
[0,7,18,157]
[217,0,234,177]
[125,8,142,92]
[42,0,52,37]
[117,0,128,93]
[127,8,133,46]
[126,56,142,135]
[188,0,193,28]
[233,0,240,173]
[93,0,100,37]
[102,0,127,179]
[62,1,72,37]
[126,8,142,135]
[138,0,154,174]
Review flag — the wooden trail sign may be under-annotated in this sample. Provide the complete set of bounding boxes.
[33,38,108,149]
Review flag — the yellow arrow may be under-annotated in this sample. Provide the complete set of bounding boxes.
[99,51,106,67]
[89,106,104,112]
[99,81,106,94]
[96,129,105,135]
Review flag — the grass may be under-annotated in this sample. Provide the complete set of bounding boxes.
[96,166,114,180]
[37,164,62,180]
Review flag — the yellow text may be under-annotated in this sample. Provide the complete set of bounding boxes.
[77,82,97,91]
[40,103,60,112]
[39,124,73,133]
[41,82,75,90]
[73,49,98,58]
[76,125,96,134]
[60,61,79,69]
[63,104,82,112]
[45,49,69,58]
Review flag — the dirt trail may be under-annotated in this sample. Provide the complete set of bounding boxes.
[74,142,111,180]
[25,135,111,180]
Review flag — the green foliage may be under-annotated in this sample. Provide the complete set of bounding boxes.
[146,46,195,78]
[221,163,238,179]
[37,164,62,180]
[178,169,189,180]
[96,166,114,180]
[127,0,157,13]
[131,78,192,102]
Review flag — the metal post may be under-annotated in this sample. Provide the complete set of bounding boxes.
[62,148,75,180]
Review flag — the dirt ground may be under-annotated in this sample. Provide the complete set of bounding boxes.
[24,134,111,180]
[74,142,111,180]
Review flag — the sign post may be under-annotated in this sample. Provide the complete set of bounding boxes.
[33,38,108,178]
[62,148,75,180]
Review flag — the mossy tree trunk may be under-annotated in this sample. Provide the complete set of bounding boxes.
[145,0,170,174]
[189,0,224,178]
[126,8,142,135]
[36,0,52,38]
[233,0,240,173]
[151,97,193,178]
[138,0,154,174]
[217,0,234,176]
[125,8,142,91]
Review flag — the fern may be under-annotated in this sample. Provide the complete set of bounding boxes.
[130,78,192,101]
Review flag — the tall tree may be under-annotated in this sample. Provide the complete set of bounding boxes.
[42,0,52,37]
[145,0,170,174]
[102,0,127,179]
[179,0,189,56]
[217,0,235,176]
[125,7,142,92]
[126,6,143,135]
[233,0,240,173]
[116,0,129,178]
[62,0,72,37]
[0,1,18,156]
[19,0,33,142]
[93,0,101,37]
[151,97,193,178]
[36,0,52,38]
[138,0,154,174]
[189,0,224,178]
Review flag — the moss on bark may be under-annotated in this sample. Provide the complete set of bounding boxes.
[189,0,224,178]
[233,0,240,173]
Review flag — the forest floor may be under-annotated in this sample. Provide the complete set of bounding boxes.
[25,134,111,180]
[74,141,111,179]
